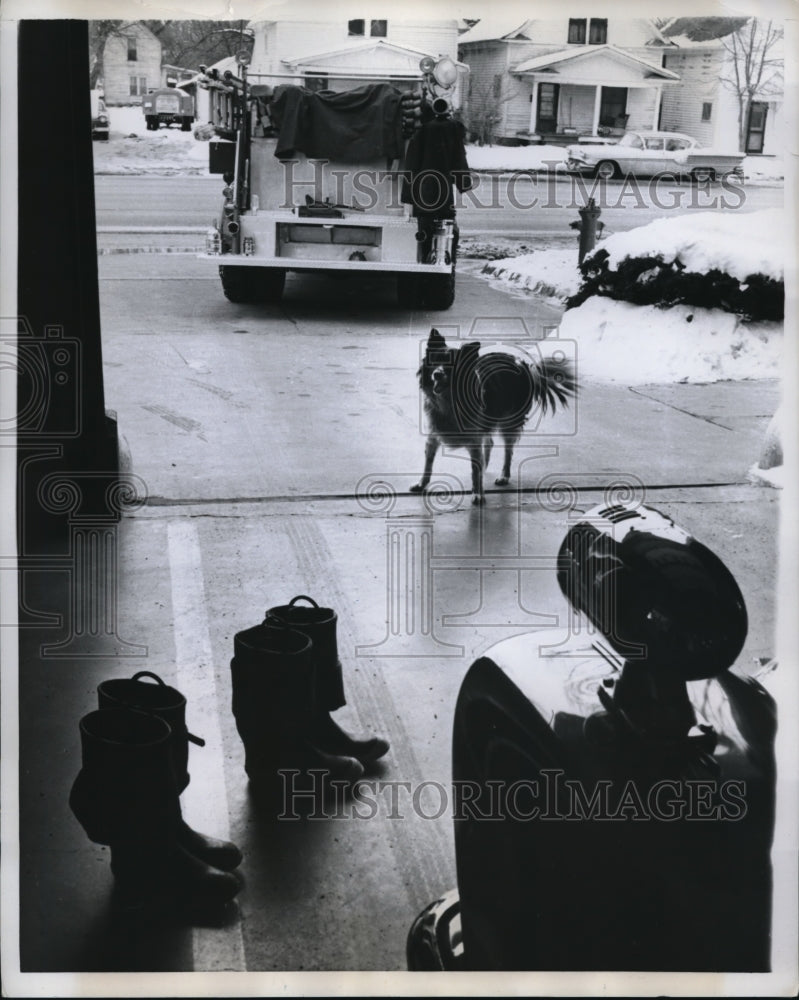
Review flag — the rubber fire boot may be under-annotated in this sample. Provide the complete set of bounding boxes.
[98,671,242,872]
[69,707,240,912]
[265,595,390,766]
[231,619,364,790]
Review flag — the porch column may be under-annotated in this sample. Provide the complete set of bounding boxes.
[592,85,602,135]
[529,78,539,132]
[652,85,662,130]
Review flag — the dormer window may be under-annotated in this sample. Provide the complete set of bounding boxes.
[348,19,388,37]
[589,19,607,44]
[127,36,137,61]
[568,19,586,44]
[568,18,607,45]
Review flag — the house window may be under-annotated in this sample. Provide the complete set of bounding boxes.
[568,19,586,44]
[589,19,607,44]
[701,102,713,121]
[127,36,137,61]
[304,76,329,92]
[348,18,387,36]
[129,76,147,96]
[493,73,502,99]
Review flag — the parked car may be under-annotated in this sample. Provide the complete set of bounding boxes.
[566,131,745,182]
[90,90,109,141]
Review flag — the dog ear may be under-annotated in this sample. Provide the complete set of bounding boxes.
[457,342,481,366]
[428,328,446,348]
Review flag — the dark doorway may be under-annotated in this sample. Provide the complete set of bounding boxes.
[599,86,628,128]
[745,101,768,153]
[536,82,560,134]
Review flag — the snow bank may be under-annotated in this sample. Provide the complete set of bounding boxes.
[557,297,782,384]
[742,156,784,182]
[482,247,581,302]
[464,144,567,172]
[92,105,209,175]
[588,208,784,284]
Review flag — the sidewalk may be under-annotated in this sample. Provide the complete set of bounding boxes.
[14,235,784,975]
[17,377,781,973]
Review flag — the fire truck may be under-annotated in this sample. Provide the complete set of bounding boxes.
[195,55,470,309]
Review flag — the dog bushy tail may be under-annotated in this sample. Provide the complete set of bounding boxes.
[529,355,578,414]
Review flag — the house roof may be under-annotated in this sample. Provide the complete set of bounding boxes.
[249,3,457,26]
[180,56,240,88]
[460,17,673,46]
[512,44,680,80]
[457,17,534,44]
[281,39,466,75]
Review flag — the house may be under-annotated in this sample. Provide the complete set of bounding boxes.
[246,4,465,102]
[101,23,163,106]
[457,17,678,144]
[658,22,783,154]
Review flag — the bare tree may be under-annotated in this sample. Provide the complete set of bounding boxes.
[719,18,783,151]
[465,76,521,146]
[88,20,251,89]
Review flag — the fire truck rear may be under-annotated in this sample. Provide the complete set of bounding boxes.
[195,55,470,309]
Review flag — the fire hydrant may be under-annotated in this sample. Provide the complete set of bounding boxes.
[570,197,604,263]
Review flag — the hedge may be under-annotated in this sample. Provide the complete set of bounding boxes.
[566,249,783,322]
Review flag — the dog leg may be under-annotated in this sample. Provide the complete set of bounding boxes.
[411,435,440,493]
[469,444,485,505]
[483,436,493,477]
[495,431,518,487]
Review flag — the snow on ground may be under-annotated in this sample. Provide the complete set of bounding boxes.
[748,463,786,489]
[463,144,783,183]
[481,246,581,302]
[464,144,567,172]
[589,208,783,283]
[480,208,784,301]
[556,297,782,384]
[92,105,209,175]
[93,108,783,185]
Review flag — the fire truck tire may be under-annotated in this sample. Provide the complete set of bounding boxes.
[255,267,286,302]
[423,268,456,311]
[220,266,258,303]
[220,266,285,303]
[181,120,192,132]
[396,273,420,308]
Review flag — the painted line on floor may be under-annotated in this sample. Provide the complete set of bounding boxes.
[167,519,247,972]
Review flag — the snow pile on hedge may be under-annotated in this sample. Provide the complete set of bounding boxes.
[590,208,783,283]
[481,247,581,302]
[558,298,782,384]
[569,209,784,321]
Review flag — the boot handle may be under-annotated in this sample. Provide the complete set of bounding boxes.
[129,671,206,748]
[131,670,165,685]
[288,595,319,608]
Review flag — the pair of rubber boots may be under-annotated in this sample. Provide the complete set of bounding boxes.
[231,595,390,790]
[69,671,243,913]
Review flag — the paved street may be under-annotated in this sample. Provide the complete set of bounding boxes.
[94,173,783,234]
[19,181,783,975]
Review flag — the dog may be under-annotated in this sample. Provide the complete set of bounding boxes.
[412,328,577,504]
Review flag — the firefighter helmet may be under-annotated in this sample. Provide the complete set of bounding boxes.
[557,503,747,679]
